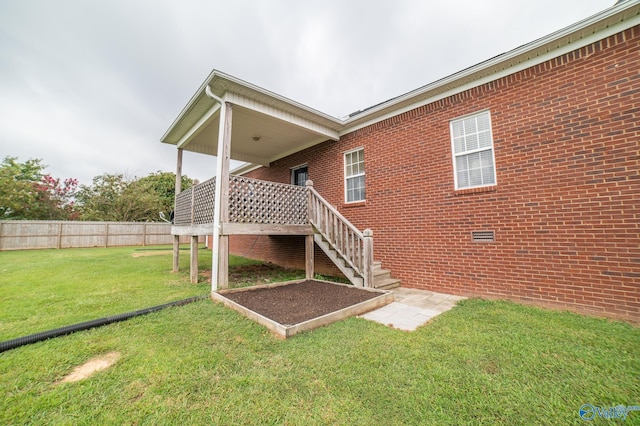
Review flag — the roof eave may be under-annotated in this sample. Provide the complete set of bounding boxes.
[161,70,343,145]
[341,0,640,133]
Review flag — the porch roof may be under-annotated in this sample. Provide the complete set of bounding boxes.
[161,1,639,166]
[160,70,343,166]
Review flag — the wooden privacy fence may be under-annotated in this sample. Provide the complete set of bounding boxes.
[0,221,201,251]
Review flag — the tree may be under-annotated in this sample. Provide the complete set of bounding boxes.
[0,156,78,220]
[133,172,193,218]
[33,175,79,220]
[76,172,192,222]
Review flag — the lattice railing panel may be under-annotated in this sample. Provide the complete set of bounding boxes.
[229,175,308,224]
[174,187,193,226]
[173,175,307,226]
[192,177,216,225]
[173,177,216,226]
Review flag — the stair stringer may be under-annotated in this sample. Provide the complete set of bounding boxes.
[313,233,364,287]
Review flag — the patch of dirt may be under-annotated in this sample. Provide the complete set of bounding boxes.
[58,351,121,383]
[223,280,380,325]
[131,251,173,257]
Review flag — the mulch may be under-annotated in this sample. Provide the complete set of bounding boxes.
[222,280,380,325]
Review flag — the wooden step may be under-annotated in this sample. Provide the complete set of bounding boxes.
[372,264,401,289]
[374,277,401,290]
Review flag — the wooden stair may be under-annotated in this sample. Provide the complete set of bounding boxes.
[314,233,401,289]
[372,261,402,290]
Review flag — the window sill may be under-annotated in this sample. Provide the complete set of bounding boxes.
[454,186,497,196]
[342,201,367,208]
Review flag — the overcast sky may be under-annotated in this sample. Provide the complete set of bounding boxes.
[0,0,614,185]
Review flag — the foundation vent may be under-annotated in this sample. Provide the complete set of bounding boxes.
[472,230,495,243]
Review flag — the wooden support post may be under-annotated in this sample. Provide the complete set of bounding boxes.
[211,101,232,292]
[305,234,315,280]
[305,180,315,280]
[172,148,183,273]
[173,235,180,272]
[190,235,199,284]
[363,229,374,288]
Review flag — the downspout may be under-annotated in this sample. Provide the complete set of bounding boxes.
[205,85,226,293]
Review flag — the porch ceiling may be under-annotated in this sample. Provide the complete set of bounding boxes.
[161,70,342,166]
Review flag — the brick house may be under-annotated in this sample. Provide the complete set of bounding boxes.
[162,2,639,322]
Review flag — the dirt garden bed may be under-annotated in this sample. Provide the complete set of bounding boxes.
[212,280,393,338]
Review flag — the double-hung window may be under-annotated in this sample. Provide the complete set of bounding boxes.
[450,111,496,189]
[344,148,365,203]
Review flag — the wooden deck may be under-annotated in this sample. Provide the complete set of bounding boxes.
[171,176,398,290]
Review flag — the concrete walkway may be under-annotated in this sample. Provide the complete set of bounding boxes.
[360,288,466,331]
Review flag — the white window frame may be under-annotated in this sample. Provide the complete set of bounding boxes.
[450,110,497,190]
[344,147,365,203]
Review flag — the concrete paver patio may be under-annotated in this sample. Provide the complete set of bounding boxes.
[360,288,466,331]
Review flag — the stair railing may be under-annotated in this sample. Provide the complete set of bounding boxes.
[306,181,373,287]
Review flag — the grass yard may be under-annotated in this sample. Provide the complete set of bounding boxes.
[1,247,639,424]
[0,246,304,341]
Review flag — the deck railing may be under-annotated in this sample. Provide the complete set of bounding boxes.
[174,177,216,226]
[174,175,308,226]
[306,181,373,288]
[174,176,373,287]
[228,175,308,224]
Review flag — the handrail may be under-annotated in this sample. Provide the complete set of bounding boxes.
[306,181,373,287]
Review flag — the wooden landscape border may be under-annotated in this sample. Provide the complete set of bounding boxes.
[211,279,394,338]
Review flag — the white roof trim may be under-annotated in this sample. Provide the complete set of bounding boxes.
[231,163,263,175]
[177,103,220,149]
[341,1,640,134]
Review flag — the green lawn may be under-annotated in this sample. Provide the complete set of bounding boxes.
[1,247,639,425]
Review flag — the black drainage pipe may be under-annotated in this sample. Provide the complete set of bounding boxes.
[0,295,208,353]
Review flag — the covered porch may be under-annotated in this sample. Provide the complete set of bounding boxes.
[161,70,377,293]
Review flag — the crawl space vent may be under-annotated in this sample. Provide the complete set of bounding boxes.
[472,230,495,243]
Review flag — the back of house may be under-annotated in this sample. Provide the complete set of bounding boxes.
[163,1,640,322]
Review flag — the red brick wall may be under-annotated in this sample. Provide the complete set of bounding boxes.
[234,26,640,322]
[228,234,342,276]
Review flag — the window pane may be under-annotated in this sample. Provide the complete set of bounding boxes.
[452,122,464,138]
[480,150,493,166]
[457,170,469,188]
[454,137,465,154]
[482,165,496,185]
[469,168,483,186]
[464,117,477,133]
[468,152,482,170]
[346,175,365,202]
[345,149,365,178]
[456,156,468,172]
[465,133,479,151]
[478,130,492,148]
[477,113,490,131]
